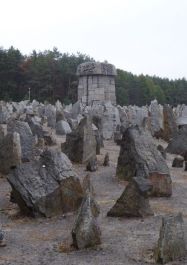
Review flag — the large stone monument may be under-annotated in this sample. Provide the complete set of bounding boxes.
[77,62,117,105]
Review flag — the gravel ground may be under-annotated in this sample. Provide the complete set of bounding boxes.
[0,139,187,265]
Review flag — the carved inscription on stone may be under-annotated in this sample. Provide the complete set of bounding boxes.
[101,63,114,75]
[77,62,116,76]
[77,63,96,75]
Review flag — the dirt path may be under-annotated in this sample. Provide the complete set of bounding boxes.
[0,140,187,264]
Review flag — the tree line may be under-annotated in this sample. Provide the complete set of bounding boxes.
[0,46,187,106]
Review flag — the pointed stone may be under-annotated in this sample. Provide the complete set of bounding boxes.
[103,152,110,167]
[162,104,177,142]
[116,126,172,197]
[107,177,154,218]
[72,193,101,249]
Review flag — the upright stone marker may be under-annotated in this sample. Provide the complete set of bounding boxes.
[62,116,96,163]
[155,213,186,264]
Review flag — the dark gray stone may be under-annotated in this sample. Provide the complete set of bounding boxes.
[116,126,172,197]
[161,104,177,142]
[92,115,104,148]
[92,124,102,155]
[154,213,186,264]
[107,177,153,217]
[56,110,65,122]
[43,132,57,146]
[166,126,187,156]
[7,149,84,217]
[172,156,184,168]
[0,228,6,247]
[103,152,110,167]
[86,158,98,172]
[62,116,96,163]
[26,115,45,138]
[114,131,122,145]
[157,145,166,159]
[185,161,187,171]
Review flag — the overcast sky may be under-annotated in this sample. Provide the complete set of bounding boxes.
[0,0,186,79]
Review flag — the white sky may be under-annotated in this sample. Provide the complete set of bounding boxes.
[0,0,186,79]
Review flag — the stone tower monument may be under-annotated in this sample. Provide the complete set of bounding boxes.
[77,62,117,105]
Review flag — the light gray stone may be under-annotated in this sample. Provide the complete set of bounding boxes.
[155,213,186,264]
[0,132,21,174]
[77,62,116,105]
[102,102,121,140]
[149,100,164,138]
[7,120,35,162]
[44,104,56,128]
[56,120,72,135]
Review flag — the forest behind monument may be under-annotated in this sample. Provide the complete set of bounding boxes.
[0,46,186,106]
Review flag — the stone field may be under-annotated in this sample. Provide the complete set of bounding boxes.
[0,138,186,265]
[0,98,187,264]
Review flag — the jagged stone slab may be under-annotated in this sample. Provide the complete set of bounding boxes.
[161,104,177,141]
[116,126,172,197]
[7,149,84,217]
[62,116,96,163]
[166,126,187,156]
[107,177,153,217]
